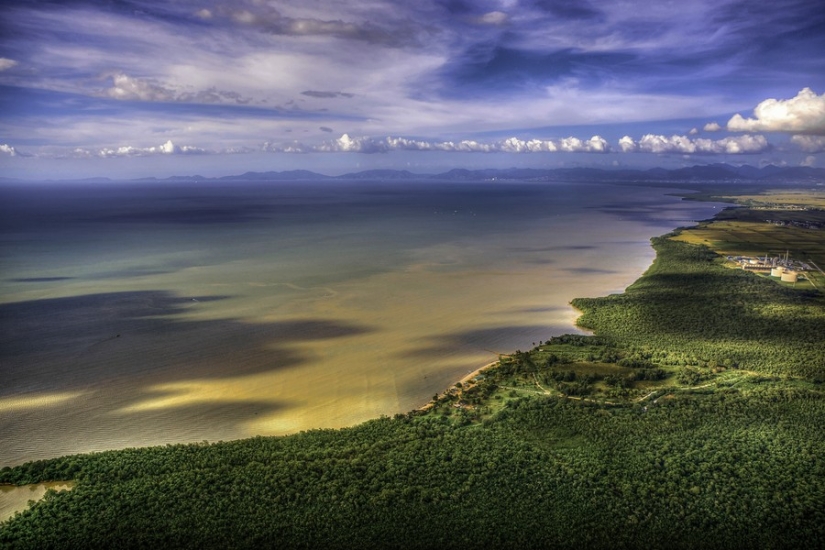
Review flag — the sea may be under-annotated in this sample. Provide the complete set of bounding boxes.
[0,179,723,466]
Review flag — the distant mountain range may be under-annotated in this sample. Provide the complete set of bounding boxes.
[4,163,825,184]
[153,163,825,183]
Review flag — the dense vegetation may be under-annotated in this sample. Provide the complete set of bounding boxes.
[573,236,825,379]
[2,385,824,549]
[2,202,824,549]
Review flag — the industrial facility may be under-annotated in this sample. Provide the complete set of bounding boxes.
[727,251,811,284]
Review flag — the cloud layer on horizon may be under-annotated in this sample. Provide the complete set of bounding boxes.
[3,131,792,160]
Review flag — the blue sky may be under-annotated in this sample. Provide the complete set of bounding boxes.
[1,0,824,179]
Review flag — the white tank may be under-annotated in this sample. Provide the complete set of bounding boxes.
[771,266,785,277]
[781,271,798,283]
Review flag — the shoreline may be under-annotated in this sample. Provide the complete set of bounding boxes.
[419,360,502,411]
[421,191,721,412]
[0,183,725,467]
[429,305,589,410]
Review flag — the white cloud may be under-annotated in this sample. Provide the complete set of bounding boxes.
[638,134,696,154]
[635,134,769,154]
[10,130,779,160]
[801,155,816,167]
[703,122,722,132]
[566,136,610,152]
[727,88,825,134]
[688,128,699,135]
[717,134,769,153]
[264,134,613,154]
[790,135,825,153]
[0,144,17,156]
[0,58,18,71]
[499,137,555,153]
[319,134,384,153]
[618,136,637,152]
[103,72,253,105]
[94,140,207,158]
[105,73,177,102]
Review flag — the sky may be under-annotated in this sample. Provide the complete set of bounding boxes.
[1,0,824,179]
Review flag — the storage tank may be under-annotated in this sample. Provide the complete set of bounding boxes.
[781,271,798,283]
[771,266,785,277]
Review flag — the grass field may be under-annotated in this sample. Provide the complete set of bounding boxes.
[720,189,825,209]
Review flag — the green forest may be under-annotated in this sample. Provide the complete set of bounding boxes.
[572,236,825,379]
[2,196,824,549]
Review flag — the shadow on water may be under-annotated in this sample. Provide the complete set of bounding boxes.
[401,324,576,359]
[592,202,706,228]
[562,267,620,275]
[512,305,571,314]
[0,290,374,464]
[0,290,374,395]
[7,277,77,283]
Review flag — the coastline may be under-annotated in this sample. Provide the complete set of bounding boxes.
[0,182,726,466]
[3,186,825,548]
[419,360,501,411]
[425,188,725,411]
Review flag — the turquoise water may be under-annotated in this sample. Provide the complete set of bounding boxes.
[0,180,721,466]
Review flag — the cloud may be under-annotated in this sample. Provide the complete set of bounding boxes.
[714,135,770,154]
[801,155,816,167]
[0,58,18,71]
[94,140,208,158]
[727,88,825,134]
[0,144,18,156]
[319,127,334,133]
[264,134,612,154]
[560,136,610,152]
[475,11,509,25]
[301,91,355,99]
[703,122,722,132]
[621,134,770,154]
[791,135,825,153]
[209,4,419,47]
[3,0,823,171]
[102,73,255,105]
[105,73,177,102]
[618,135,636,152]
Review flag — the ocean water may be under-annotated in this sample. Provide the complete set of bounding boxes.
[0,180,721,466]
